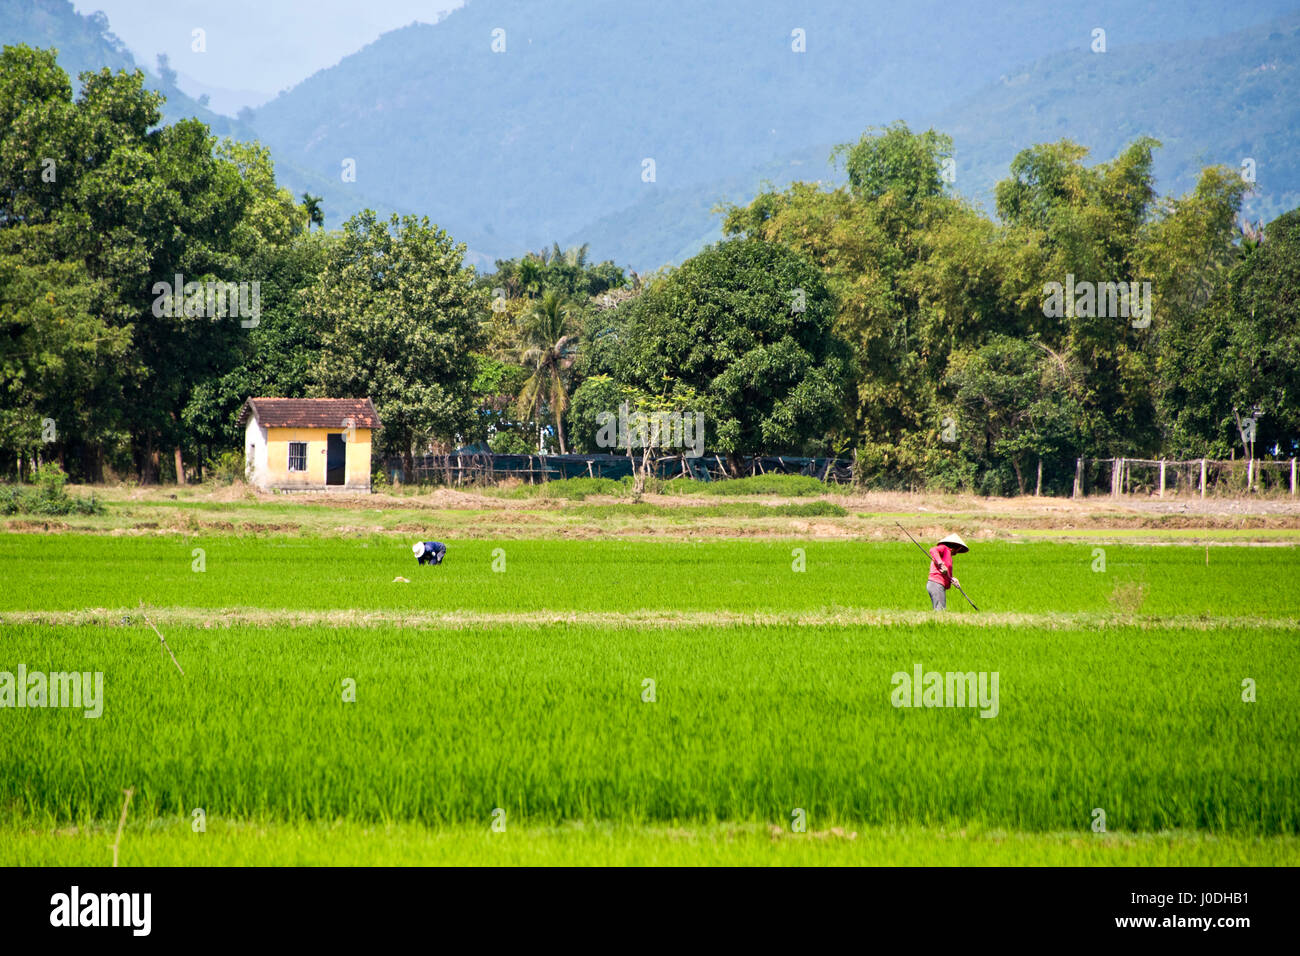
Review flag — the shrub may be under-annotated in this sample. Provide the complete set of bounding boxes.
[35,461,68,496]
[499,477,632,500]
[660,474,833,496]
[205,450,246,485]
[923,453,978,495]
[489,430,536,455]
[0,471,104,516]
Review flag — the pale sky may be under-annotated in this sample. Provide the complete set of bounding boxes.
[72,0,465,109]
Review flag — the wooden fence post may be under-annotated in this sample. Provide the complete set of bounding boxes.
[1112,457,1122,498]
[1200,458,1206,498]
[1292,458,1297,497]
[1035,458,1042,496]
[1247,457,1254,493]
[1073,458,1083,498]
[1159,459,1166,497]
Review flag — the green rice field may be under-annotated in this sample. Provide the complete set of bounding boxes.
[2,535,1296,617]
[1,532,1297,865]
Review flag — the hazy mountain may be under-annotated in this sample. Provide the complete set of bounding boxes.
[1,0,135,76]
[0,0,402,247]
[173,69,274,117]
[2,0,233,132]
[580,10,1300,267]
[7,0,1299,271]
[244,0,1300,269]
[936,12,1300,221]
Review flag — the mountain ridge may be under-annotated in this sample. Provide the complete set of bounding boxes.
[6,0,1298,271]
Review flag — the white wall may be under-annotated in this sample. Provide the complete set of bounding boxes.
[244,417,269,489]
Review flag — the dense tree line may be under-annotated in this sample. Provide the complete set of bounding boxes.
[1,47,1295,491]
[0,47,485,481]
[720,123,1297,492]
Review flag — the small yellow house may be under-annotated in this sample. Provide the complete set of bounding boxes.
[237,398,381,492]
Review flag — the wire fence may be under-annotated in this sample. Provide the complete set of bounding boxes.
[385,452,855,486]
[381,451,1297,497]
[1073,457,1299,498]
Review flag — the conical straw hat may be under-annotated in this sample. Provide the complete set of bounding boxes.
[938,533,969,554]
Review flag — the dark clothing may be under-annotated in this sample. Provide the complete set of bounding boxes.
[417,541,446,565]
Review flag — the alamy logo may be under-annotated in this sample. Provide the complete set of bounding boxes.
[595,402,705,457]
[151,273,260,327]
[50,886,151,936]
[1042,274,1152,328]
[0,665,103,718]
[890,663,999,718]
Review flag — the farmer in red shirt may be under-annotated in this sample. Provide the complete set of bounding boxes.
[926,533,969,611]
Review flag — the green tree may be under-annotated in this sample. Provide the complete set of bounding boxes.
[0,45,79,229]
[212,139,304,250]
[1159,209,1300,458]
[611,238,849,471]
[724,125,974,484]
[111,115,254,481]
[1139,166,1251,457]
[993,138,1165,460]
[567,374,626,453]
[304,211,486,470]
[1224,209,1300,455]
[945,337,1084,495]
[301,192,324,231]
[182,231,333,463]
[0,46,268,481]
[832,121,953,207]
[480,244,626,301]
[511,290,577,453]
[0,251,130,479]
[465,353,531,448]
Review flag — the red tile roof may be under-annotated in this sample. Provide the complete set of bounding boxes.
[237,398,381,429]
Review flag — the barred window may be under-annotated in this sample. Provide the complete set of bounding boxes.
[288,442,307,472]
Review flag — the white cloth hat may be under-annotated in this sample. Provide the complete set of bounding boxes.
[412,542,424,556]
[938,533,969,554]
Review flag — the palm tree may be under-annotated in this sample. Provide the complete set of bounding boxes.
[563,242,590,268]
[301,193,324,231]
[1238,216,1266,258]
[512,290,577,453]
[517,255,544,297]
[546,241,589,269]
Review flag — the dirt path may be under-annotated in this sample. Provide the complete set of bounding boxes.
[4,607,1295,631]
[9,483,1299,539]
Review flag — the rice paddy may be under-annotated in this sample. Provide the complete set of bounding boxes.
[1,521,1297,865]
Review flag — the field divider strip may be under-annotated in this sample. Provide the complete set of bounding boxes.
[2,608,1297,631]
